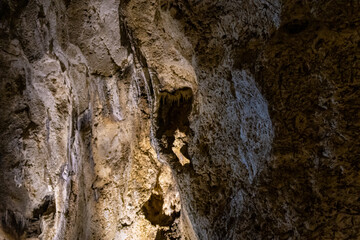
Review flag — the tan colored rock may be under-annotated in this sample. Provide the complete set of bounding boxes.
[1,0,359,239]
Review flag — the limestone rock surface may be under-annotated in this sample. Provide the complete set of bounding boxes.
[0,0,359,239]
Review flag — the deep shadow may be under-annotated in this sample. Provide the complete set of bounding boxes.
[141,193,180,227]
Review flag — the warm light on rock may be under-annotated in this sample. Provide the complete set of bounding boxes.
[0,0,359,239]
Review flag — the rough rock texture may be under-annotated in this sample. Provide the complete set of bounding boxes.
[0,0,359,239]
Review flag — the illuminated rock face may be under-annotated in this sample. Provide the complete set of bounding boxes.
[0,0,359,239]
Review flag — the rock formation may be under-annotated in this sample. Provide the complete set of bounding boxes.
[0,0,359,239]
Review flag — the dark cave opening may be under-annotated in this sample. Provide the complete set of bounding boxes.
[155,87,193,157]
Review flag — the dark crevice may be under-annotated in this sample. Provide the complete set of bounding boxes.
[77,109,92,133]
[0,0,29,25]
[22,121,39,139]
[32,195,55,219]
[27,195,55,238]
[180,144,191,160]
[15,75,26,95]
[142,193,180,227]
[1,210,26,240]
[282,19,309,34]
[63,0,71,8]
[155,88,193,155]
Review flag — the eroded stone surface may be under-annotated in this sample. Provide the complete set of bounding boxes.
[0,0,359,239]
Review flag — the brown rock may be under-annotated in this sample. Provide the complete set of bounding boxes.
[0,0,359,239]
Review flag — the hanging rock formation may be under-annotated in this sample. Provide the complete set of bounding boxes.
[0,0,359,239]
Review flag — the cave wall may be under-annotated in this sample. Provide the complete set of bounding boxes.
[0,0,359,239]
